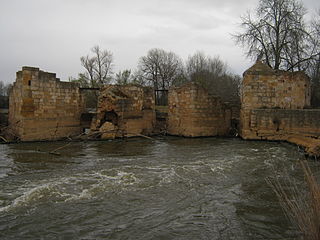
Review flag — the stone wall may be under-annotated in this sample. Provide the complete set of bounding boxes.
[90,85,155,139]
[167,82,231,137]
[242,109,320,139]
[9,67,85,141]
[241,61,311,110]
[240,61,312,139]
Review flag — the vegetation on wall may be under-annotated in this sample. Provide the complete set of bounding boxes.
[268,160,320,240]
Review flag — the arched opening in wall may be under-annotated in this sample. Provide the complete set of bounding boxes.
[28,80,31,86]
[100,110,119,127]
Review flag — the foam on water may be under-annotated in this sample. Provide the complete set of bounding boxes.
[0,169,143,212]
[0,163,204,212]
[0,138,306,239]
[0,151,247,213]
[0,182,69,212]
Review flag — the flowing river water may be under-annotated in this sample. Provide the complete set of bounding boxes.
[0,137,314,239]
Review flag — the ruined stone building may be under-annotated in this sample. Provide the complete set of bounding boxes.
[90,82,234,138]
[240,61,320,140]
[168,82,231,137]
[8,67,85,141]
[3,63,320,156]
[5,66,235,141]
[12,62,320,143]
[7,66,158,141]
[90,85,155,139]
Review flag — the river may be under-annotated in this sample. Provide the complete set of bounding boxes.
[0,137,310,239]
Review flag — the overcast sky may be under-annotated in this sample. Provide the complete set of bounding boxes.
[1,0,319,83]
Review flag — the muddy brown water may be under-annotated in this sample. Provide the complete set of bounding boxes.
[0,137,313,239]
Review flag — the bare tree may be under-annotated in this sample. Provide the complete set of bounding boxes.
[69,73,90,87]
[0,81,11,97]
[233,0,318,71]
[138,48,184,90]
[80,45,113,87]
[310,10,320,78]
[186,52,210,83]
[115,69,132,85]
[309,10,320,106]
[186,52,227,82]
[185,52,240,104]
[130,70,149,86]
[0,81,4,96]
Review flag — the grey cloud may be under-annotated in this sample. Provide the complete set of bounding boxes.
[0,0,319,83]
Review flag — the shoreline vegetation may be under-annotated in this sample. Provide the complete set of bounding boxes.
[268,160,320,240]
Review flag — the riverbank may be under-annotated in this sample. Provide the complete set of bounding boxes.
[284,135,320,158]
[255,134,320,158]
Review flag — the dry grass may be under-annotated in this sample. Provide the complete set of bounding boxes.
[267,160,320,240]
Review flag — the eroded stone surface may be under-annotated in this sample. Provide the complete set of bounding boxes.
[240,61,312,139]
[90,85,155,139]
[240,61,320,156]
[167,82,232,137]
[8,67,85,141]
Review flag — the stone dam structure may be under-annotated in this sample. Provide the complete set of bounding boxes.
[1,63,320,156]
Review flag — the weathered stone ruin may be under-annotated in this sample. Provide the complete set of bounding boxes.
[167,82,231,137]
[240,61,320,156]
[241,61,313,138]
[5,63,320,157]
[90,85,155,139]
[5,66,234,142]
[8,67,85,141]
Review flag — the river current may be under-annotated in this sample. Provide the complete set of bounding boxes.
[0,137,311,239]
